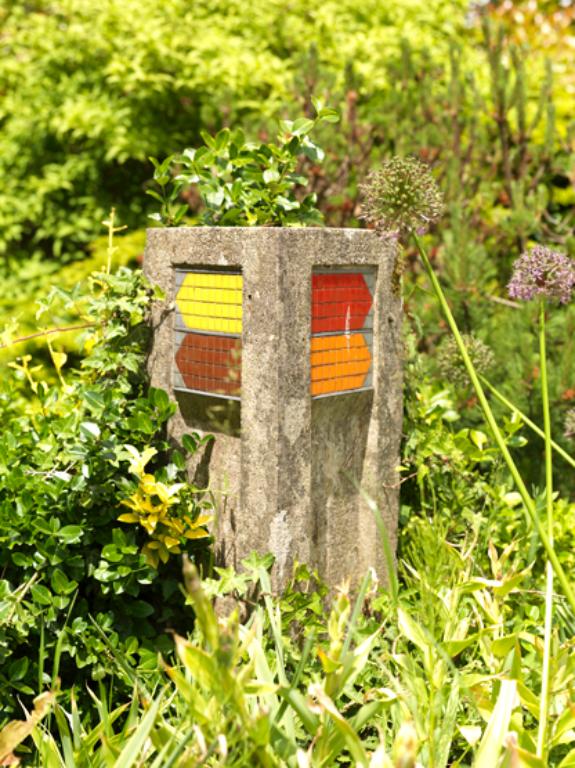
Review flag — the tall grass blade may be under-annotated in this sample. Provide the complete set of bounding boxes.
[357,486,399,604]
[341,569,372,658]
[258,567,288,685]
[53,705,75,768]
[114,691,163,768]
[474,679,517,768]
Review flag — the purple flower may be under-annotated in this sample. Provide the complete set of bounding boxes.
[508,246,575,304]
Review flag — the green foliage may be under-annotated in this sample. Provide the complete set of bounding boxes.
[4,0,574,492]
[3,2,575,764]
[149,103,339,227]
[401,319,575,586]
[0,0,468,261]
[0,228,145,364]
[6,540,574,767]
[0,261,212,726]
[3,0,574,472]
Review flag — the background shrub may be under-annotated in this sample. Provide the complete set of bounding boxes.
[0,0,468,262]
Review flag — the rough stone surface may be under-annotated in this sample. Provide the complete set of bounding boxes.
[144,227,402,590]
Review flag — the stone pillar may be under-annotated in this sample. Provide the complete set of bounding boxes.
[144,227,402,589]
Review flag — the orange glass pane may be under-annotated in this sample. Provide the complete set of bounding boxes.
[310,334,371,396]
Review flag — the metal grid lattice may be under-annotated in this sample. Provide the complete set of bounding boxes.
[311,268,375,398]
[173,269,242,399]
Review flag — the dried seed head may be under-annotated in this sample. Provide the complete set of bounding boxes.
[508,246,575,305]
[438,334,495,389]
[565,409,575,439]
[360,156,444,241]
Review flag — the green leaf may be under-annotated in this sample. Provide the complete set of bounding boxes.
[200,130,217,149]
[275,196,299,211]
[30,584,53,606]
[470,429,488,450]
[397,607,429,655]
[204,188,225,208]
[150,387,170,411]
[51,351,67,373]
[145,189,165,204]
[443,634,480,657]
[214,128,231,151]
[83,390,106,411]
[474,679,518,768]
[173,203,189,224]
[318,107,340,123]
[57,526,83,543]
[491,634,517,657]
[263,168,280,184]
[126,413,155,434]
[302,138,325,162]
[50,568,76,595]
[513,748,545,768]
[552,707,575,747]
[291,117,315,136]
[181,147,196,162]
[126,600,154,618]
[8,657,29,682]
[559,748,575,767]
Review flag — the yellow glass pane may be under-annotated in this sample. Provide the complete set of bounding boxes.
[176,272,243,333]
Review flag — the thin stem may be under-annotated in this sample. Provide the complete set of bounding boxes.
[480,375,575,470]
[106,207,115,275]
[0,323,97,350]
[102,207,126,275]
[537,299,554,759]
[412,233,575,615]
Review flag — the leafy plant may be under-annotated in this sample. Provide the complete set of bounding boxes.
[0,0,470,261]
[118,445,212,568]
[0,219,212,726]
[148,102,339,227]
[11,534,575,767]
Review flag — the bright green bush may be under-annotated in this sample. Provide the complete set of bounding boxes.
[0,261,212,725]
[0,0,469,261]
